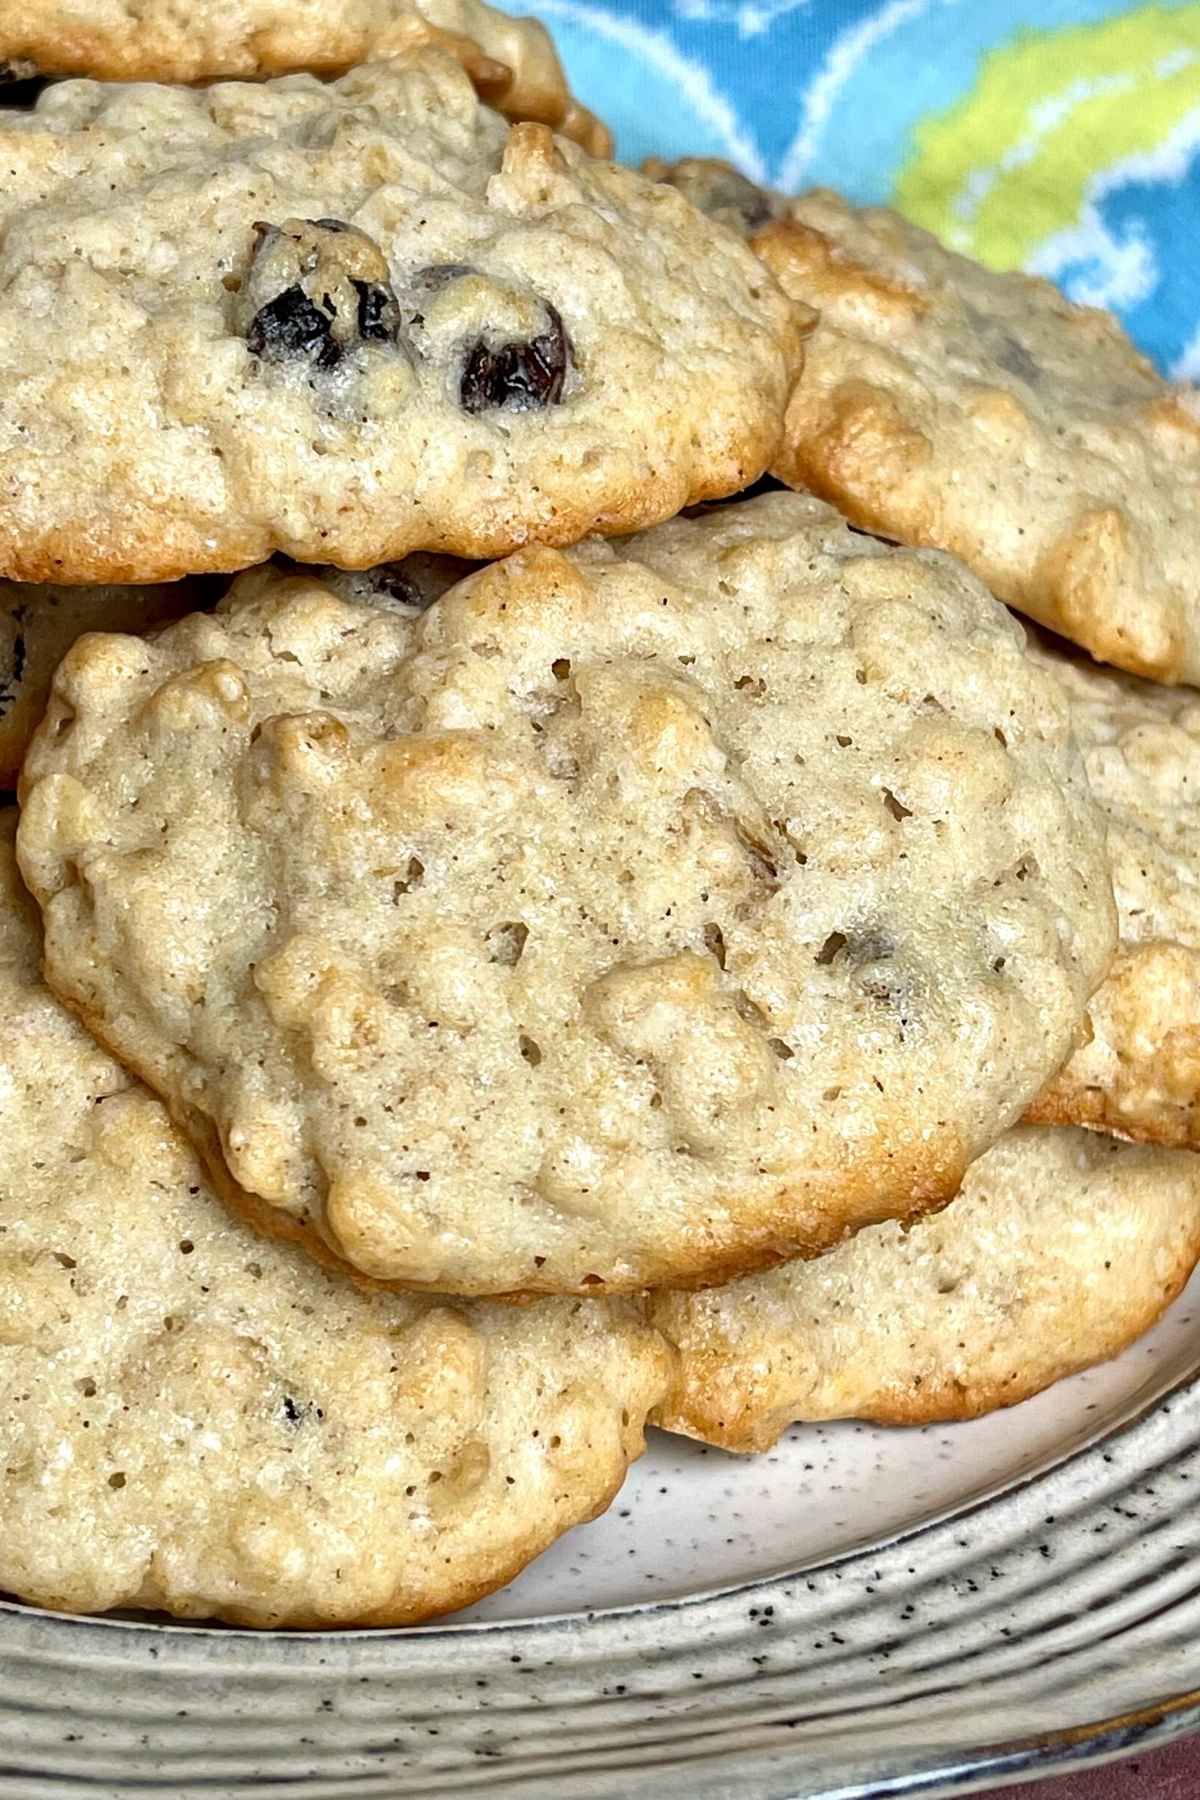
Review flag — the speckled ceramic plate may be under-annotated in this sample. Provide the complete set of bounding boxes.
[4,1266,1200,1797]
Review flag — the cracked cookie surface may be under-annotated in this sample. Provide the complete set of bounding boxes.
[0,56,802,584]
[0,812,669,1627]
[650,1125,1200,1452]
[649,162,1200,685]
[0,0,610,152]
[18,494,1115,1294]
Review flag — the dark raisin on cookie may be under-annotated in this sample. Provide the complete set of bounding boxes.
[460,304,570,414]
[355,282,395,343]
[366,556,479,608]
[365,563,425,608]
[247,286,343,369]
[400,265,572,412]
[644,158,782,235]
[694,165,779,233]
[241,218,399,371]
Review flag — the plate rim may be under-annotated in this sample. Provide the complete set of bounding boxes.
[4,1345,1200,1797]
[6,1295,1195,1647]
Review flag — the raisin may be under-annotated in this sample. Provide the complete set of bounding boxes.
[247,285,342,369]
[648,159,781,234]
[400,265,571,412]
[367,563,425,608]
[241,218,399,370]
[460,305,570,414]
[356,281,395,343]
[697,167,779,232]
[994,334,1042,387]
[740,193,778,232]
[315,554,476,614]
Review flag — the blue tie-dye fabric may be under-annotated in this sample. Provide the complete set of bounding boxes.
[506,0,1200,374]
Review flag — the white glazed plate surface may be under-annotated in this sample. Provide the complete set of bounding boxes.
[5,1266,1200,1797]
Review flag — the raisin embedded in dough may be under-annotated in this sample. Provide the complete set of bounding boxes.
[241,218,401,370]
[460,303,570,412]
[311,553,480,614]
[0,58,805,581]
[644,156,784,235]
[402,262,571,412]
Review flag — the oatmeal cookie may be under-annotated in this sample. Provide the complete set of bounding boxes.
[648,161,1200,684]
[0,812,669,1627]
[650,1125,1200,1452]
[0,57,803,583]
[0,0,610,151]
[0,557,468,789]
[18,494,1115,1294]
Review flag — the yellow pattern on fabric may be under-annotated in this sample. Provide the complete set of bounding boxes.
[895,6,1200,269]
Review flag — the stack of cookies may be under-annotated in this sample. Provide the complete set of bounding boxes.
[2,8,1199,1629]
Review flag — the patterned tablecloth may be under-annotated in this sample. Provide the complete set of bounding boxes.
[504,1,1200,1790]
[508,0,1200,375]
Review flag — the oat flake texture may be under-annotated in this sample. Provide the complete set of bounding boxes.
[0,0,612,152]
[650,1125,1200,1453]
[0,54,803,583]
[0,813,670,1628]
[18,494,1116,1295]
[1026,636,1200,1151]
[650,163,1200,686]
